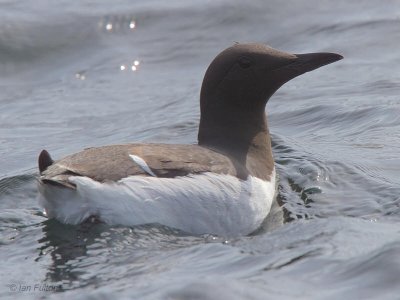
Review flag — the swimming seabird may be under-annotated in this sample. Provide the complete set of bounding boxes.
[38,43,342,236]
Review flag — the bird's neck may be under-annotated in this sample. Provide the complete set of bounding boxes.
[197,106,274,179]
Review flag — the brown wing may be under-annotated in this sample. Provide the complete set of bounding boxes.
[40,143,238,185]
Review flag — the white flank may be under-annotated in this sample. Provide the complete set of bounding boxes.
[38,170,276,236]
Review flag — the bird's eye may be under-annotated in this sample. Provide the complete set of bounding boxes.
[238,57,252,69]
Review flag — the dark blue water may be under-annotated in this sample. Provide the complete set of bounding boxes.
[1,0,399,299]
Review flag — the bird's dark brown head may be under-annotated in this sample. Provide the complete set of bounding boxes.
[198,43,342,152]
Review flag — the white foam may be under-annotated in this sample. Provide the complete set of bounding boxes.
[38,170,276,236]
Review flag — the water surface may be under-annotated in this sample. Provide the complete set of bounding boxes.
[1,0,399,299]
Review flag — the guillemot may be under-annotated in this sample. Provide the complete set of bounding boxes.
[38,43,342,236]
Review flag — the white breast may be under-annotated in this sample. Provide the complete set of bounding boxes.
[38,170,276,236]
